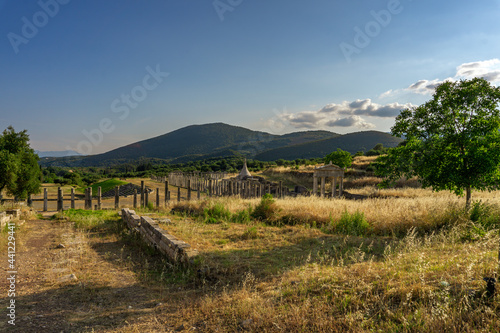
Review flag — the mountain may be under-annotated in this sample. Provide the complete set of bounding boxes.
[254,131,403,161]
[38,123,401,167]
[36,150,82,158]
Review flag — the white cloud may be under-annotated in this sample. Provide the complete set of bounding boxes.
[280,111,325,129]
[277,99,413,130]
[456,59,500,80]
[406,59,500,95]
[320,99,413,118]
[325,115,376,129]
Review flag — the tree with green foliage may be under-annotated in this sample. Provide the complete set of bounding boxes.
[376,78,500,208]
[324,148,352,168]
[0,126,42,200]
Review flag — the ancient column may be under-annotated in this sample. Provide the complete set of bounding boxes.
[332,177,337,198]
[313,175,318,197]
[164,180,169,206]
[83,188,88,210]
[340,176,344,197]
[320,177,325,198]
[88,187,93,210]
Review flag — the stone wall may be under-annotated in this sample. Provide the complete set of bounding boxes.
[0,209,21,229]
[121,208,198,265]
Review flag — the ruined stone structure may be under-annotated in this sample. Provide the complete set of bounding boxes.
[237,159,252,179]
[312,162,345,198]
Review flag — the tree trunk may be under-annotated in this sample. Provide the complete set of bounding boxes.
[466,186,471,210]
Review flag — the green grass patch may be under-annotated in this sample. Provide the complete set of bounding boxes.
[328,210,371,236]
[80,178,128,196]
[203,202,231,224]
[56,209,123,233]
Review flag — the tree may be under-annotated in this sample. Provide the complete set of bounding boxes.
[376,78,500,208]
[324,148,353,168]
[0,126,42,200]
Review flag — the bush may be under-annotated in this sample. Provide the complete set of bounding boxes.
[333,210,371,236]
[252,194,279,222]
[469,201,500,229]
[203,202,231,224]
[232,206,252,224]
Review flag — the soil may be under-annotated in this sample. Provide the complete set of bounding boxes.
[0,214,187,332]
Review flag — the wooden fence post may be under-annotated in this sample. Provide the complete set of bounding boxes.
[177,186,181,202]
[156,188,160,208]
[133,189,137,209]
[57,187,63,211]
[140,181,145,208]
[71,188,75,209]
[97,186,102,210]
[88,187,93,210]
[43,188,48,212]
[115,186,120,209]
[145,189,149,208]
[187,179,191,201]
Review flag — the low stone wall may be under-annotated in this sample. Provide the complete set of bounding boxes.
[0,209,21,229]
[0,212,9,229]
[121,208,198,264]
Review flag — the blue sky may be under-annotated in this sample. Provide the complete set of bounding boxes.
[1,0,500,155]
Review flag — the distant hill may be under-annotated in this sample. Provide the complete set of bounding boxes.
[36,150,82,158]
[254,131,403,161]
[38,123,402,167]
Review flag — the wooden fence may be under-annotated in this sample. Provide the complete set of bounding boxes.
[18,172,295,211]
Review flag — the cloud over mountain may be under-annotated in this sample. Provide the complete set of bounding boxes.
[278,99,413,130]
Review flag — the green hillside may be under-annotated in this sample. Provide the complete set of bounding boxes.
[254,131,403,161]
[38,124,402,167]
[40,123,339,167]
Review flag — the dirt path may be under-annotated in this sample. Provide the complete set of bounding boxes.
[0,215,186,332]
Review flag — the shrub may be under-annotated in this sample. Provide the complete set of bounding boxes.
[203,202,231,224]
[232,206,252,224]
[469,201,500,229]
[252,194,279,222]
[334,210,371,236]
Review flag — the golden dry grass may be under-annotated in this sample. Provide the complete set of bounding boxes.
[4,184,500,331]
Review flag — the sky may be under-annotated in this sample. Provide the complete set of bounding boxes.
[1,0,500,155]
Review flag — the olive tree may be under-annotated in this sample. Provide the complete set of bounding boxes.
[376,78,500,208]
[324,148,352,168]
[0,126,42,200]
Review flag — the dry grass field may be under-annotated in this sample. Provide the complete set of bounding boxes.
[2,165,500,331]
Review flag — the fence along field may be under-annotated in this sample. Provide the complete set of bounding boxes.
[21,169,299,212]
